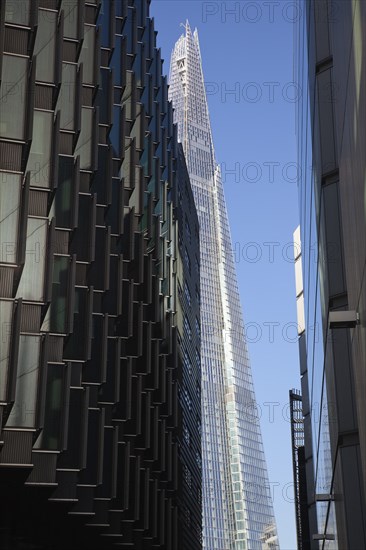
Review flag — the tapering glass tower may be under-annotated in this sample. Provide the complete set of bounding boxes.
[169,23,279,550]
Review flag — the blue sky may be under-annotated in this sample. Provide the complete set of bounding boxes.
[150,1,301,547]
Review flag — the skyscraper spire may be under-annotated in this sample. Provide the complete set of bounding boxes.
[169,25,279,550]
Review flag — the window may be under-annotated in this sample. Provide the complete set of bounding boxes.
[5,0,31,25]
[42,256,69,333]
[34,10,57,83]
[0,300,13,401]
[79,25,96,85]
[61,0,79,39]
[35,364,64,450]
[27,110,53,188]
[16,218,48,302]
[58,63,77,131]
[75,108,94,170]
[0,55,28,140]
[52,156,74,228]
[7,335,41,428]
[0,174,21,264]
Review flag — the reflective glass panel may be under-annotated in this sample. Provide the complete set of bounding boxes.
[0,173,21,263]
[5,0,31,26]
[16,218,48,301]
[61,0,78,39]
[58,63,77,131]
[27,110,53,188]
[0,55,28,140]
[34,10,57,83]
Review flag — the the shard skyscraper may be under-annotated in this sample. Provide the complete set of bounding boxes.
[169,23,279,550]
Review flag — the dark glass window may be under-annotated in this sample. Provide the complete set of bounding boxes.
[98,0,111,48]
[64,287,88,360]
[7,335,41,428]
[54,156,73,228]
[95,69,111,124]
[109,105,122,157]
[0,300,13,401]
[35,364,64,450]
[48,256,69,333]
[110,36,122,86]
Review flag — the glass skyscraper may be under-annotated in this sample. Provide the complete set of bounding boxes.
[169,22,278,550]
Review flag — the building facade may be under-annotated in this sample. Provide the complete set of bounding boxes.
[169,22,278,550]
[0,0,201,548]
[174,143,202,549]
[295,0,366,547]
[289,389,311,550]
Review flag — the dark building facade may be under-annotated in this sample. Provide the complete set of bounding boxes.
[174,143,202,549]
[295,0,366,547]
[0,0,201,548]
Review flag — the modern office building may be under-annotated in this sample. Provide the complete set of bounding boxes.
[294,0,366,547]
[169,22,278,550]
[0,1,201,548]
[174,143,202,549]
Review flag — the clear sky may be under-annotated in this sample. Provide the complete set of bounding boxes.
[150,1,301,547]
